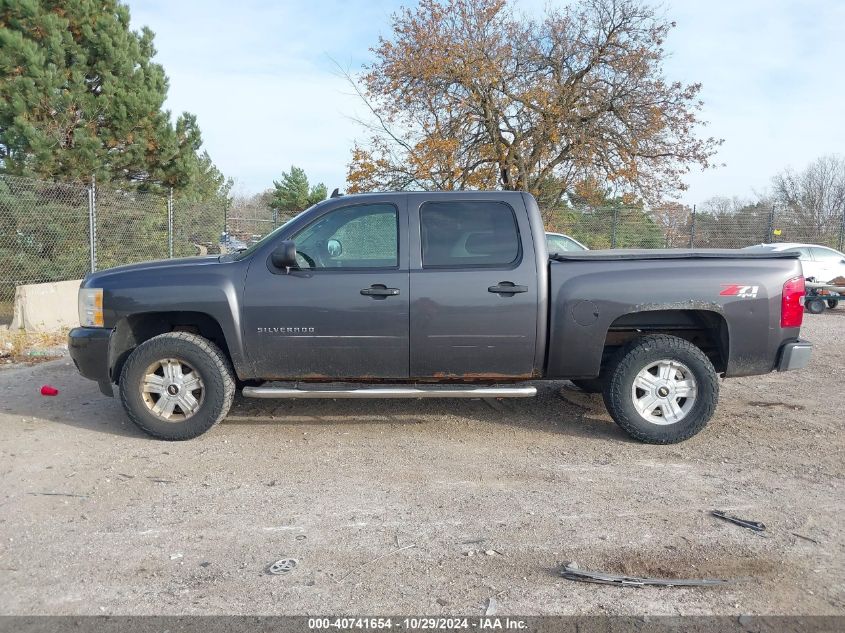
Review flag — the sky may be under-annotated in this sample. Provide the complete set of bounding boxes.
[129,0,845,204]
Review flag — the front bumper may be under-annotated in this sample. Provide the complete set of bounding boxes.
[777,339,812,372]
[68,327,113,396]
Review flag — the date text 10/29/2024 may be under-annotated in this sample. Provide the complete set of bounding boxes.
[308,618,529,630]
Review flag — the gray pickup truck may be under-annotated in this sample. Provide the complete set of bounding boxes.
[68,191,812,443]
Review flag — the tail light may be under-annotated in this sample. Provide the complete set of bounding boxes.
[781,276,805,328]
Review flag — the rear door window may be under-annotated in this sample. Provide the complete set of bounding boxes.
[420,201,520,268]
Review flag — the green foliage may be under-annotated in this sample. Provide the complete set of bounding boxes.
[543,193,664,249]
[271,166,327,218]
[544,207,664,249]
[0,0,230,296]
[0,0,226,203]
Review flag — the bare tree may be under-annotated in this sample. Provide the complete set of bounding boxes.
[772,154,845,237]
[649,202,691,247]
[347,0,721,204]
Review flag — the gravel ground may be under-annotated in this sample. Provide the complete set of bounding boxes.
[0,312,842,616]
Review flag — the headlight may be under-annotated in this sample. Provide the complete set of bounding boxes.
[78,288,104,327]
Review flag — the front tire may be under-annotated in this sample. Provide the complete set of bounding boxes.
[119,332,235,440]
[602,335,718,444]
[826,298,839,309]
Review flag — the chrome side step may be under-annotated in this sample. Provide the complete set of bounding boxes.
[241,385,537,399]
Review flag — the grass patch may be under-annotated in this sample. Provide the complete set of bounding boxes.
[0,328,69,364]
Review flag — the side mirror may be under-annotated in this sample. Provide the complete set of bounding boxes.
[271,241,297,269]
[327,238,343,258]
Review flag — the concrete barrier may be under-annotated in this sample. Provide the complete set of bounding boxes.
[10,279,81,332]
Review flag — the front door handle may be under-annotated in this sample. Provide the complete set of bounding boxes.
[488,281,528,296]
[361,284,400,299]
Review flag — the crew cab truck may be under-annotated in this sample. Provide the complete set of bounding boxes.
[68,191,812,443]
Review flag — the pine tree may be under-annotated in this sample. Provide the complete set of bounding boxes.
[271,166,327,218]
[0,0,220,195]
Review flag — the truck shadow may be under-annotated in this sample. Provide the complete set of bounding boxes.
[2,361,627,442]
[223,381,627,443]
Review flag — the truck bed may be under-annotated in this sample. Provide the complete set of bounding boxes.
[550,249,802,261]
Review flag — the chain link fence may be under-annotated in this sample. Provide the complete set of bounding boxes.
[0,174,226,320]
[541,204,845,251]
[3,172,845,322]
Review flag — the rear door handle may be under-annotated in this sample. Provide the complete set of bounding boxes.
[488,282,528,295]
[361,284,400,298]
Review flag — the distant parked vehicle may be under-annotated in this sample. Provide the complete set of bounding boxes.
[743,243,845,284]
[546,232,588,253]
[219,232,247,253]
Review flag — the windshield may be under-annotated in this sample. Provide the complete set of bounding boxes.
[229,207,313,261]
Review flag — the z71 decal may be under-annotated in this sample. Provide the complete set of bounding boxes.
[720,284,759,298]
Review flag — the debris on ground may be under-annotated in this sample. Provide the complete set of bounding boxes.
[170,553,183,561]
[560,562,729,587]
[40,385,59,396]
[485,596,497,615]
[711,510,766,532]
[268,558,298,574]
[335,544,415,583]
[791,532,820,544]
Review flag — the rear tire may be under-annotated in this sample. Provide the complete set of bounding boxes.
[602,335,718,444]
[806,298,826,314]
[119,332,235,440]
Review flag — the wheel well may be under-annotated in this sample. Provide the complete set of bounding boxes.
[601,310,728,374]
[110,311,231,383]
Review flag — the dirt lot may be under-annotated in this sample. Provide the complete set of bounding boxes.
[0,312,842,616]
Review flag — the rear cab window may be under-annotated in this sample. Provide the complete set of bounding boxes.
[419,201,521,268]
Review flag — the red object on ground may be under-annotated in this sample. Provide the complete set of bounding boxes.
[40,385,59,396]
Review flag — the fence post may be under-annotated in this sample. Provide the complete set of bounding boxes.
[167,187,174,259]
[88,175,97,272]
[839,203,845,252]
[223,198,228,236]
[766,206,775,243]
[689,204,696,248]
[610,208,619,248]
